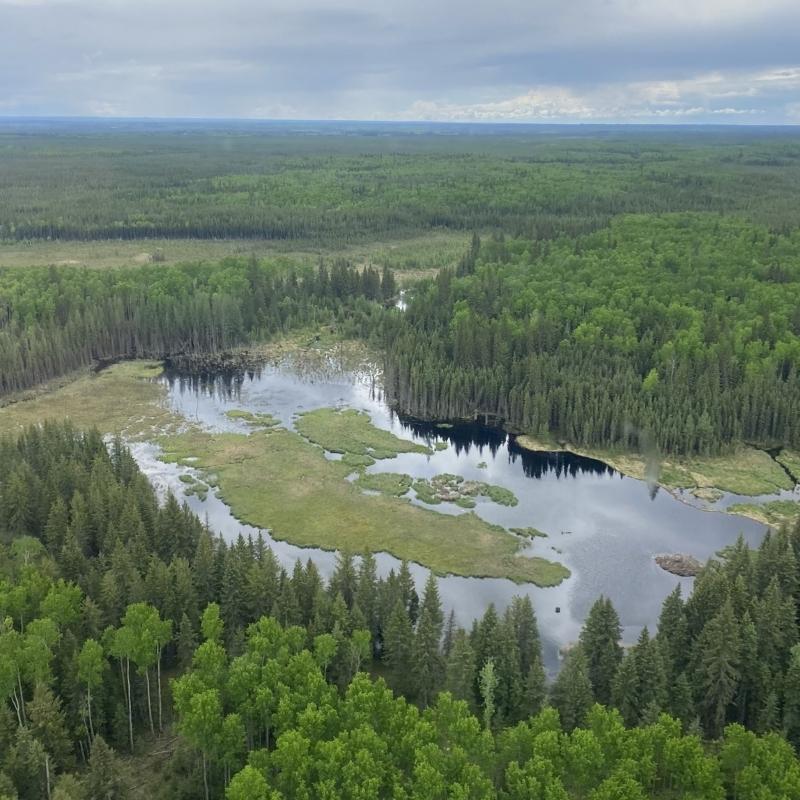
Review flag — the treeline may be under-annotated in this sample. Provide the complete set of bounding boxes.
[172,618,798,800]
[2,126,800,243]
[2,421,800,797]
[383,215,800,454]
[0,258,394,396]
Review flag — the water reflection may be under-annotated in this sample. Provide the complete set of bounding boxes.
[399,416,616,480]
[399,417,507,457]
[145,358,773,673]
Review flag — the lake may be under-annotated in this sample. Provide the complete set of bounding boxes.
[131,356,776,671]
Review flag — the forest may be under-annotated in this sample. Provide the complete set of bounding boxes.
[2,122,800,796]
[2,122,800,456]
[2,420,800,799]
[383,215,800,455]
[0,257,392,396]
[3,212,800,455]
[1,121,800,244]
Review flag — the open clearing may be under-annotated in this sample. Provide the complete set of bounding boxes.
[0,361,176,438]
[295,407,431,458]
[0,231,468,272]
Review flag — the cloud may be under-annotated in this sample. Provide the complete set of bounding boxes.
[0,0,798,121]
[400,68,800,123]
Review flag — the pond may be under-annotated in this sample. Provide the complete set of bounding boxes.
[132,357,775,672]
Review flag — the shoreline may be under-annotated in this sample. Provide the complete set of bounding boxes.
[514,434,799,529]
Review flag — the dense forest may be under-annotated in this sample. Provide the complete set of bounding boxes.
[3,121,800,796]
[1,421,800,798]
[384,215,800,454]
[1,121,800,244]
[2,122,800,456]
[0,257,392,396]
[4,212,800,455]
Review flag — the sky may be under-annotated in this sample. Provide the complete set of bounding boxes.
[1,0,799,124]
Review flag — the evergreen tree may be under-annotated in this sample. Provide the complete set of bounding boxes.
[445,629,476,709]
[550,647,593,732]
[784,643,800,748]
[697,599,741,737]
[28,683,74,773]
[383,601,414,698]
[632,627,667,720]
[579,596,622,705]
[412,573,445,706]
[84,736,129,800]
[176,613,198,671]
[521,657,547,719]
[478,658,498,731]
[355,551,379,654]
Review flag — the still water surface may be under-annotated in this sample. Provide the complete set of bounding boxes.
[131,360,777,671]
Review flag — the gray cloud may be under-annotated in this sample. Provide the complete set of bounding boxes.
[0,0,799,121]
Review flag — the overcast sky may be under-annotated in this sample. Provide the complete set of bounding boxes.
[2,0,799,123]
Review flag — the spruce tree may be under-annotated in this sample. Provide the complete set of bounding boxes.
[632,627,666,719]
[697,599,740,737]
[412,573,445,706]
[509,596,541,679]
[383,601,414,698]
[550,647,593,732]
[521,656,547,718]
[656,586,688,683]
[445,629,476,710]
[85,735,129,800]
[355,551,379,654]
[579,596,622,705]
[442,609,457,658]
[479,659,498,732]
[612,652,640,727]
[783,643,800,748]
[27,683,74,773]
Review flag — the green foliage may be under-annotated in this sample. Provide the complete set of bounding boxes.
[0,257,391,396]
[579,597,622,706]
[172,613,798,800]
[354,472,413,497]
[412,473,519,507]
[550,648,593,733]
[386,215,800,454]
[2,125,799,245]
[2,421,800,797]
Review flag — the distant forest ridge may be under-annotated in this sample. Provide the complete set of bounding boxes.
[1,123,799,242]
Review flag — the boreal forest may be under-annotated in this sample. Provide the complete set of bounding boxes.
[1,120,800,799]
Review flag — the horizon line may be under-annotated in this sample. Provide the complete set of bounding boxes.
[1,114,799,129]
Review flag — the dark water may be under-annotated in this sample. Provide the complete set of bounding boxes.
[136,360,779,671]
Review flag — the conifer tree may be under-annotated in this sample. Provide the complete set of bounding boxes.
[383,601,414,698]
[412,573,445,706]
[479,658,498,732]
[697,599,740,737]
[28,683,74,774]
[445,629,476,710]
[521,657,547,719]
[656,586,688,684]
[783,644,800,748]
[579,596,622,705]
[84,735,129,800]
[550,647,593,732]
